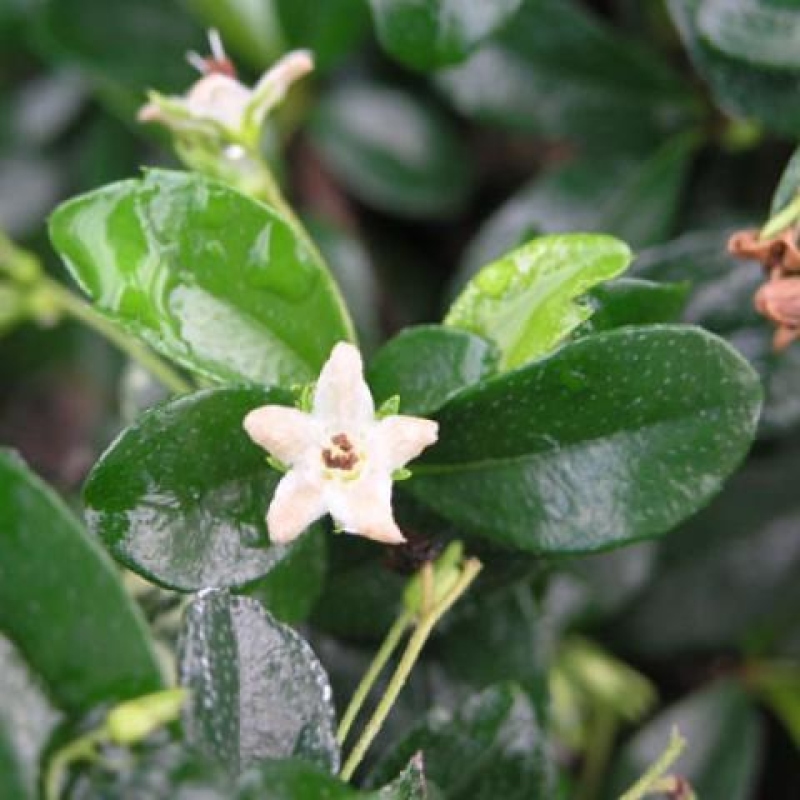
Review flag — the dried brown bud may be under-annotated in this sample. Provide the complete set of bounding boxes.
[728,227,800,274]
[754,276,800,350]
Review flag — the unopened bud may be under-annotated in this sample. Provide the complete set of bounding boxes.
[106,688,187,745]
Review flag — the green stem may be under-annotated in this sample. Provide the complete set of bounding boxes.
[339,559,483,782]
[45,279,192,395]
[44,728,108,800]
[761,192,800,240]
[575,708,618,800]
[618,727,687,800]
[336,611,413,747]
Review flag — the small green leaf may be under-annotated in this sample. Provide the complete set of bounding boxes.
[446,234,632,370]
[0,450,164,714]
[311,83,474,218]
[84,387,314,591]
[369,0,523,69]
[180,591,339,774]
[406,326,761,553]
[49,170,354,388]
[368,325,499,415]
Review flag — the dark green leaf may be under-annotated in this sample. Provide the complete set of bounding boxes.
[0,450,164,714]
[367,326,498,415]
[446,234,632,370]
[0,635,61,800]
[372,755,427,799]
[604,681,763,800]
[84,387,315,591]
[406,326,761,553]
[49,170,354,387]
[437,0,698,150]
[310,83,474,218]
[180,591,339,774]
[369,0,522,70]
[368,684,554,798]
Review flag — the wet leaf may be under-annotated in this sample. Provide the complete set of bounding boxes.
[369,0,522,69]
[49,170,354,388]
[180,591,339,774]
[84,387,316,592]
[0,450,164,714]
[446,234,632,370]
[406,326,761,554]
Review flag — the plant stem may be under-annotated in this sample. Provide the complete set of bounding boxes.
[44,728,108,800]
[45,279,192,395]
[618,727,687,800]
[575,707,618,800]
[761,191,800,239]
[339,558,483,782]
[336,611,413,747]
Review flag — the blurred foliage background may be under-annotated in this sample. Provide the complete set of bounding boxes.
[1,0,799,796]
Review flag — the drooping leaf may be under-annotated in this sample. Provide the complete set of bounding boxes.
[604,682,763,800]
[49,170,354,388]
[368,0,522,70]
[406,326,761,554]
[368,684,554,798]
[180,591,339,774]
[0,450,164,714]
[445,234,632,370]
[84,387,317,592]
[310,83,474,218]
[367,326,499,416]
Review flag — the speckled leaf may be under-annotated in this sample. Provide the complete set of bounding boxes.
[368,684,554,798]
[180,591,339,775]
[0,635,61,800]
[445,234,632,370]
[368,326,499,415]
[369,0,522,69]
[604,682,763,800]
[374,754,427,799]
[49,170,354,388]
[0,450,164,714]
[406,326,761,554]
[310,83,474,218]
[84,387,315,591]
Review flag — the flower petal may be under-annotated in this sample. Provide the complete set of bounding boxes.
[326,472,405,544]
[249,50,314,125]
[185,73,251,128]
[267,470,326,544]
[313,342,374,428]
[243,406,318,464]
[376,416,439,471]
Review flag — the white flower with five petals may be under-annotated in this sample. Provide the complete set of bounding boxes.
[244,343,438,545]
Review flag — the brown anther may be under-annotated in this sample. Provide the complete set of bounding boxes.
[331,433,354,452]
[754,275,800,350]
[728,226,800,275]
[200,57,238,78]
[321,433,359,471]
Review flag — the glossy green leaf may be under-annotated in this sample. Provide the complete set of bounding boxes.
[49,170,354,387]
[368,684,554,798]
[0,635,61,800]
[369,0,522,69]
[457,136,697,287]
[180,591,339,774]
[668,0,800,137]
[367,325,498,415]
[310,83,474,218]
[406,326,761,553]
[437,0,698,150]
[0,450,164,714]
[697,0,800,71]
[604,682,763,800]
[446,234,632,370]
[84,387,313,591]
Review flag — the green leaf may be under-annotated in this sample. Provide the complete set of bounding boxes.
[180,591,339,774]
[0,635,61,800]
[368,684,554,798]
[373,755,427,799]
[445,234,632,370]
[0,450,164,714]
[668,0,800,137]
[49,170,354,388]
[84,387,315,591]
[310,83,474,218]
[437,0,698,150]
[369,0,522,70]
[406,326,761,554]
[367,325,499,415]
[697,0,800,72]
[604,682,763,800]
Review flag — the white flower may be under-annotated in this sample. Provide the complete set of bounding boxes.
[244,343,438,545]
[138,30,313,143]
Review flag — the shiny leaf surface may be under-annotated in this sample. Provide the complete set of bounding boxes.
[49,170,354,387]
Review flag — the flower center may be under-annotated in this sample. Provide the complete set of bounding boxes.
[321,433,360,472]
